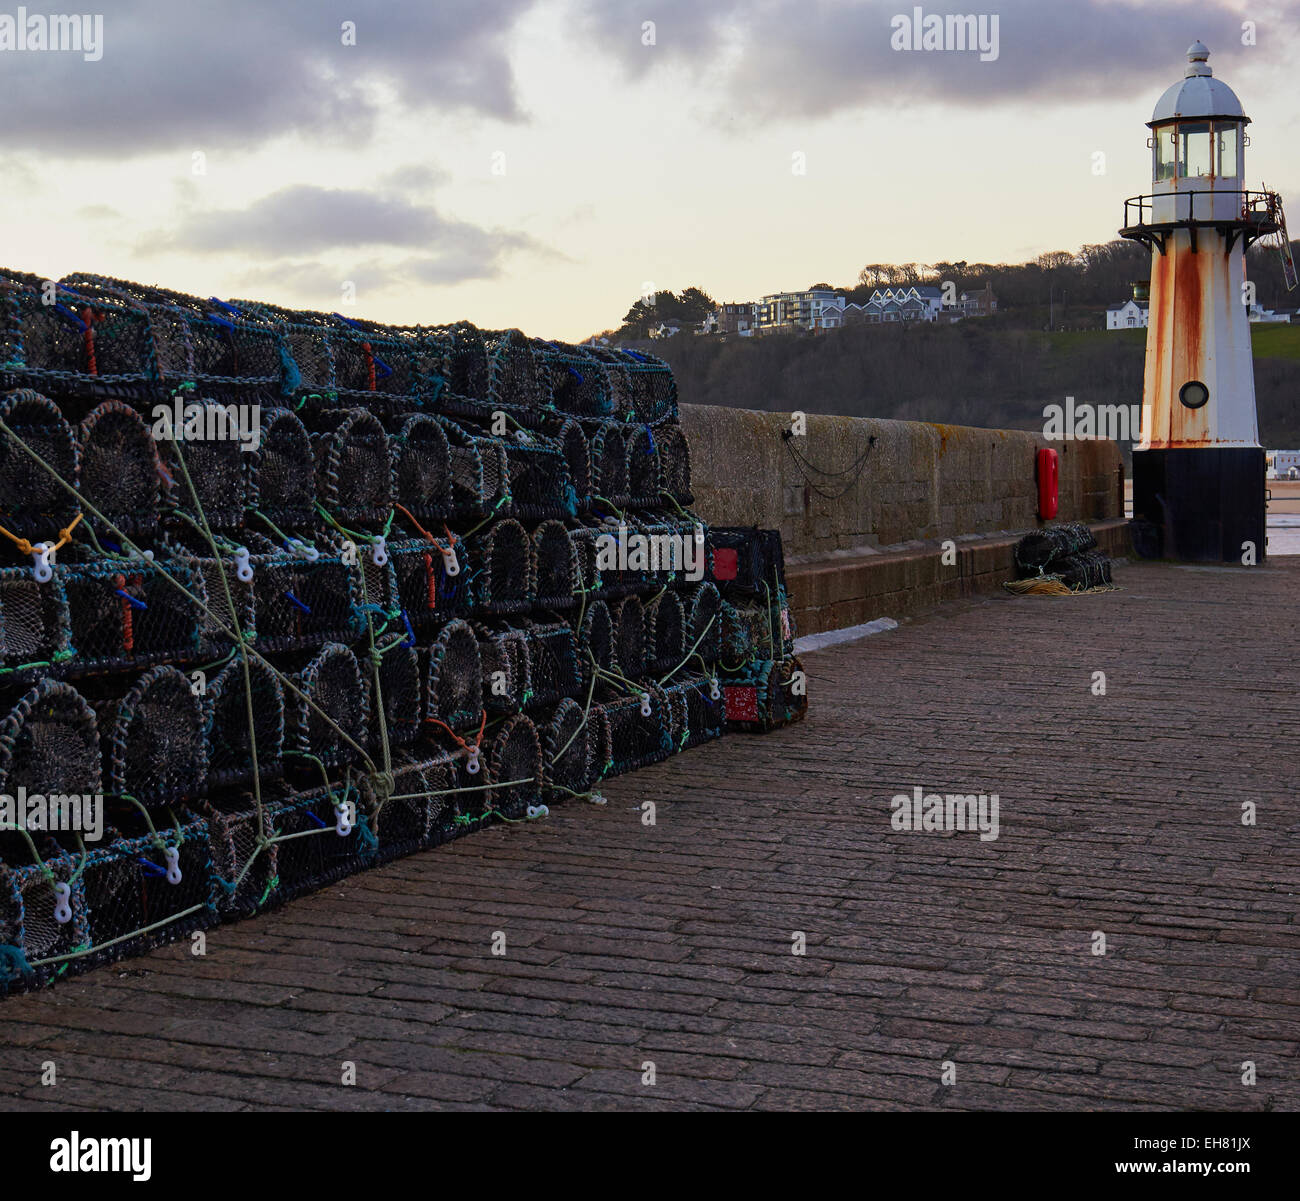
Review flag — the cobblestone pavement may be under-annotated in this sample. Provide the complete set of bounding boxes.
[1,559,1297,1111]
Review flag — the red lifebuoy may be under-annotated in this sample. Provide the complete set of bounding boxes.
[1037,447,1059,519]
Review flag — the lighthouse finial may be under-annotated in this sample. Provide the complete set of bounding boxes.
[1186,40,1211,76]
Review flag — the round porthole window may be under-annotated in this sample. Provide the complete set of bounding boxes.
[1179,380,1209,409]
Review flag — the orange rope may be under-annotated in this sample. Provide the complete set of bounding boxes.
[393,502,457,555]
[362,342,376,392]
[424,709,487,752]
[0,512,83,558]
[81,307,99,376]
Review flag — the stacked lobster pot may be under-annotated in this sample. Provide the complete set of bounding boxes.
[0,267,805,994]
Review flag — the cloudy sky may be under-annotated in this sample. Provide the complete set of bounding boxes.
[1,0,1295,340]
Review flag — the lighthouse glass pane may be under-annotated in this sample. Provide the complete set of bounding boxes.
[1178,123,1213,179]
[1216,124,1238,177]
[1154,129,1177,182]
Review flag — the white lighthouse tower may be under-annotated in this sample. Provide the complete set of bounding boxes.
[1122,41,1285,562]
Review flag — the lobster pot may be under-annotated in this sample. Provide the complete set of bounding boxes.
[568,525,604,600]
[439,415,509,519]
[485,713,544,820]
[283,642,370,770]
[598,687,672,778]
[497,429,576,521]
[610,594,647,680]
[645,589,685,677]
[664,673,725,750]
[251,408,316,529]
[0,271,154,389]
[577,599,615,689]
[0,678,103,801]
[262,783,372,902]
[203,656,285,788]
[523,621,580,708]
[230,300,338,395]
[477,624,531,713]
[310,408,392,526]
[370,641,422,747]
[552,419,592,511]
[541,696,592,799]
[1014,522,1097,575]
[723,655,808,732]
[684,581,723,667]
[159,400,251,530]
[0,851,89,994]
[486,329,543,412]
[195,787,278,918]
[77,812,216,967]
[0,390,80,546]
[624,424,661,508]
[77,402,164,537]
[425,619,484,733]
[474,518,536,615]
[533,520,578,609]
[360,749,457,862]
[707,527,788,596]
[102,665,206,805]
[721,599,776,664]
[434,323,490,403]
[328,317,436,408]
[533,341,613,419]
[657,422,693,505]
[618,348,678,424]
[387,537,472,628]
[589,422,630,507]
[1053,550,1114,592]
[0,567,72,682]
[58,556,203,675]
[390,412,452,522]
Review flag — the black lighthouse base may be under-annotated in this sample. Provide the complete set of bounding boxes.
[1131,447,1266,563]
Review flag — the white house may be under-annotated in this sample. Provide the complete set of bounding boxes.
[1106,299,1149,330]
[862,285,948,322]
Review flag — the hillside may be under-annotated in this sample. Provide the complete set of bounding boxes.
[649,321,1300,452]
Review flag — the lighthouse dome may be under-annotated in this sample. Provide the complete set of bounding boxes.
[1150,42,1248,124]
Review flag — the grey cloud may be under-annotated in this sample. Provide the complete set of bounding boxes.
[0,0,536,156]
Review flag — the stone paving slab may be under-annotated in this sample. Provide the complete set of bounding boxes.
[0,559,1296,1111]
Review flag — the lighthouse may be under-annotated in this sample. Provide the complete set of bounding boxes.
[1121,41,1286,562]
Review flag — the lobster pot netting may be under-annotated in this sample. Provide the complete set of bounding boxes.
[361,748,457,861]
[723,655,808,732]
[533,341,613,419]
[102,665,206,805]
[203,656,285,788]
[522,621,580,709]
[0,678,101,804]
[589,422,630,507]
[624,349,678,424]
[282,642,369,771]
[388,536,473,627]
[496,429,575,522]
[58,555,203,675]
[541,696,593,799]
[0,852,89,992]
[0,390,80,545]
[598,686,672,778]
[77,402,164,537]
[425,619,483,733]
[439,416,509,519]
[485,713,544,819]
[685,582,723,666]
[721,600,778,665]
[624,425,661,508]
[533,520,578,609]
[567,526,603,599]
[610,594,647,680]
[0,569,72,680]
[389,413,452,522]
[707,527,788,596]
[664,673,725,751]
[486,329,543,412]
[0,272,154,387]
[435,323,490,402]
[230,299,338,394]
[77,812,216,969]
[1054,550,1114,592]
[657,423,692,505]
[371,642,422,747]
[645,590,685,677]
[310,408,392,527]
[251,408,317,529]
[195,786,279,918]
[552,419,592,511]
[473,518,536,615]
[260,783,370,902]
[577,599,615,690]
[1015,522,1097,574]
[327,318,440,408]
[477,624,531,714]
[159,401,251,531]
